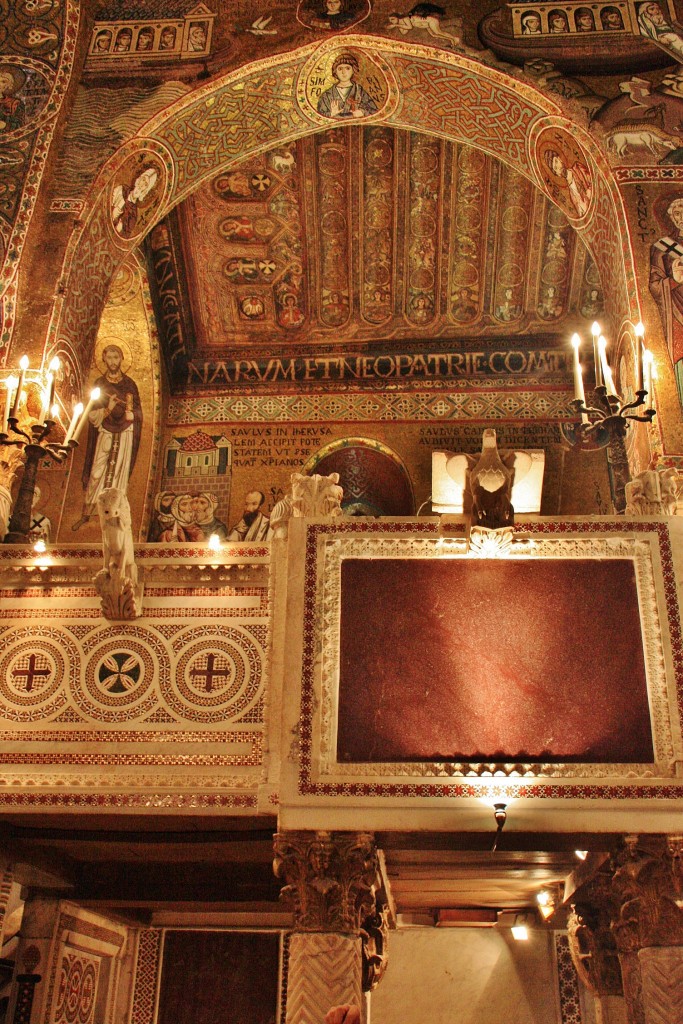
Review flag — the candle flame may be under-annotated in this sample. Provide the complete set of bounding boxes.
[90,387,101,401]
[591,321,600,337]
[48,356,60,372]
[73,402,84,417]
[571,333,581,350]
[19,355,29,370]
[208,533,221,551]
[635,322,645,337]
[6,376,18,391]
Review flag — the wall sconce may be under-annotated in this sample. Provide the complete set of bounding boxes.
[536,890,555,921]
[492,802,507,852]
[511,914,530,941]
[563,322,655,451]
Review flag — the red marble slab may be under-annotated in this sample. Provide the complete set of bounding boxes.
[337,559,654,764]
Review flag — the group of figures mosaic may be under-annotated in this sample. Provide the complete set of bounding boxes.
[90,4,214,62]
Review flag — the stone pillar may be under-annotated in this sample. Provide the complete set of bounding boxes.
[273,831,388,1024]
[610,835,683,1024]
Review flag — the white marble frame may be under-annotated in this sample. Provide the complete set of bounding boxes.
[308,526,681,784]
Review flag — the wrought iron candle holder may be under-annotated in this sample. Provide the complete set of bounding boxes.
[562,385,656,451]
[0,357,90,544]
[1,416,77,543]
[562,323,656,451]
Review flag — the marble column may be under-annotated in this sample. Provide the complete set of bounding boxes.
[273,831,388,1024]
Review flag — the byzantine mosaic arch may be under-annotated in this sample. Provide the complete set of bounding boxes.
[0,0,81,360]
[48,35,638,391]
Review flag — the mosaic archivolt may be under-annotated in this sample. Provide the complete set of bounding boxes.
[0,0,81,356]
[47,36,637,392]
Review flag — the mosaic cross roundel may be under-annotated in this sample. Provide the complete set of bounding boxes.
[166,628,264,724]
[78,635,161,722]
[0,634,69,720]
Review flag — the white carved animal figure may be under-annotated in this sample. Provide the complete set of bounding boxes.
[97,487,137,584]
[270,149,295,174]
[607,128,677,157]
[270,493,293,536]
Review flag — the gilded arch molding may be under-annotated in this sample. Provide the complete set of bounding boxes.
[46,35,638,391]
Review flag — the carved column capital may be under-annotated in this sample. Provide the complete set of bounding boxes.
[273,831,381,935]
[567,901,623,997]
[610,836,683,953]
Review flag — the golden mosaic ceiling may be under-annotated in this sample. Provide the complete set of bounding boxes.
[166,126,601,359]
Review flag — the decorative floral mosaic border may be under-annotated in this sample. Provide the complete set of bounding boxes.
[167,388,572,425]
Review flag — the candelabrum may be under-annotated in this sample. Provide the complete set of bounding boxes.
[0,356,93,544]
[562,321,656,451]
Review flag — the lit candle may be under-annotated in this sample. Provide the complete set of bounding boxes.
[46,357,59,411]
[64,401,83,445]
[599,336,618,397]
[37,387,49,426]
[570,333,588,417]
[70,387,100,443]
[10,355,29,419]
[643,349,654,410]
[635,322,645,393]
[2,376,17,435]
[591,322,603,388]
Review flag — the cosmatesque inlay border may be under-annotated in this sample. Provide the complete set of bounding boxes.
[299,520,683,799]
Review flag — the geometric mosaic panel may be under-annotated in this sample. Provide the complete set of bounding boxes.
[52,950,100,1024]
[556,934,583,1024]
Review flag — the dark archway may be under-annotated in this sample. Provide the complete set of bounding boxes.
[304,437,415,516]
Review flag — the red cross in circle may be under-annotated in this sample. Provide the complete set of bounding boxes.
[11,654,51,693]
[189,653,230,693]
